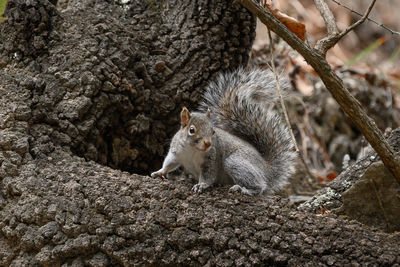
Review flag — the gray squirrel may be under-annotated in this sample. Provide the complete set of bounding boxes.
[151,68,297,195]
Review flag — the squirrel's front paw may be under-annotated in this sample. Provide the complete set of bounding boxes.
[151,170,165,179]
[192,182,209,193]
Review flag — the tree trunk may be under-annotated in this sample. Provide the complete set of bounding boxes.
[0,0,399,266]
[0,0,255,174]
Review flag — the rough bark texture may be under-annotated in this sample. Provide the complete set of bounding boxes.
[337,161,400,232]
[300,128,400,232]
[1,0,400,266]
[0,0,255,174]
[1,143,400,266]
[2,149,400,266]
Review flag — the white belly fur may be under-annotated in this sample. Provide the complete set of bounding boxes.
[177,146,205,179]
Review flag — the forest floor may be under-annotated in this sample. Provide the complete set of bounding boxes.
[250,0,400,200]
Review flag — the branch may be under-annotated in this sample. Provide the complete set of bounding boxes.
[266,30,317,182]
[236,0,400,187]
[314,0,376,56]
[267,30,298,153]
[313,0,338,36]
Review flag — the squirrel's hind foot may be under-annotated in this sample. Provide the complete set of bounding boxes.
[229,185,260,196]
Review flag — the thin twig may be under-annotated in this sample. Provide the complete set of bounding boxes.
[313,0,339,36]
[369,178,392,232]
[335,0,376,42]
[266,29,318,182]
[267,29,298,153]
[315,0,377,56]
[329,0,400,36]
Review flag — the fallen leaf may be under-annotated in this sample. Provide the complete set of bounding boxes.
[264,0,306,41]
[326,172,338,181]
[317,175,324,183]
[317,206,331,215]
[388,67,400,80]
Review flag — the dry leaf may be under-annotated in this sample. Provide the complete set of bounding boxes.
[388,67,400,80]
[326,172,338,181]
[317,207,331,215]
[316,172,338,184]
[316,175,324,183]
[264,0,306,41]
[287,56,316,95]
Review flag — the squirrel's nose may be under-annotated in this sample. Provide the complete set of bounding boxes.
[204,140,211,148]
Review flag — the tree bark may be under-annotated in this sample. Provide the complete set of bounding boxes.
[1,0,400,266]
[0,0,256,175]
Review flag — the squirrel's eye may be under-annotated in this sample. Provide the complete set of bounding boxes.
[189,126,196,135]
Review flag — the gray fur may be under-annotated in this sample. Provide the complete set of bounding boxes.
[152,68,297,195]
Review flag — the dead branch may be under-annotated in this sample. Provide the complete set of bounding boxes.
[235,0,400,187]
[313,0,338,36]
[314,0,376,56]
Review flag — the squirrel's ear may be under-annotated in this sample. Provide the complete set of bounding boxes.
[206,108,211,118]
[180,107,191,127]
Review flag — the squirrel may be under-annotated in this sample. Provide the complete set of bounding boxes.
[151,67,297,195]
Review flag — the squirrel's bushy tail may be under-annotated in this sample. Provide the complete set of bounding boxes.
[199,67,297,190]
